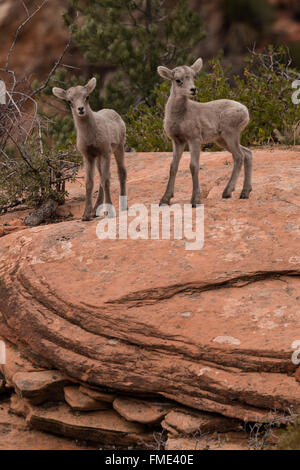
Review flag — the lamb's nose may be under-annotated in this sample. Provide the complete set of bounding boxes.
[78,107,84,114]
[191,88,197,95]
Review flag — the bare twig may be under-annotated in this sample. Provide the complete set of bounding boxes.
[5,1,48,72]
[0,3,80,217]
[21,0,29,17]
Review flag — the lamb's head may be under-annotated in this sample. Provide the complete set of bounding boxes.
[157,58,203,97]
[52,77,97,117]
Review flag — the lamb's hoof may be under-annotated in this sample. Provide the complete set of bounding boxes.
[240,188,252,199]
[120,200,128,211]
[82,214,93,222]
[191,196,201,207]
[95,205,106,217]
[222,191,232,199]
[106,206,116,218]
[159,200,170,206]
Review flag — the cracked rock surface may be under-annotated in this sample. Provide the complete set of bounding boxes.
[0,149,300,437]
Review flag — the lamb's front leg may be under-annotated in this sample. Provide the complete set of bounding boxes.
[93,157,104,216]
[159,141,185,205]
[100,154,115,218]
[82,156,95,221]
[188,139,201,207]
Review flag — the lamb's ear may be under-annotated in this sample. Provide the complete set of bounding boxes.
[85,77,97,94]
[157,66,174,80]
[191,58,203,74]
[52,87,67,100]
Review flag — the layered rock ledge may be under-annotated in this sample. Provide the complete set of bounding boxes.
[0,149,300,449]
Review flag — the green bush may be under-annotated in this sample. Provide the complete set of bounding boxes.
[126,81,172,152]
[66,0,205,112]
[0,65,85,213]
[0,132,81,213]
[126,47,300,151]
[276,417,300,450]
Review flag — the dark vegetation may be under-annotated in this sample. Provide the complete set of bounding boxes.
[0,0,299,217]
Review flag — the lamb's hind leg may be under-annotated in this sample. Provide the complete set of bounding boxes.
[188,139,201,207]
[82,156,96,221]
[114,143,127,211]
[221,134,244,199]
[159,141,185,205]
[240,146,253,199]
[93,158,104,216]
[100,154,115,218]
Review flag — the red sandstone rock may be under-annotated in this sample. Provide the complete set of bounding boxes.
[0,340,45,388]
[12,370,69,405]
[64,385,111,411]
[113,397,172,425]
[10,394,30,417]
[79,385,116,403]
[162,408,240,435]
[0,399,97,450]
[0,150,300,424]
[0,219,26,238]
[10,395,155,447]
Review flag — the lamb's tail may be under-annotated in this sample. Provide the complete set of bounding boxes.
[240,105,250,132]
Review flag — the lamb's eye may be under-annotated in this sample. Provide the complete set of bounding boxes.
[67,100,72,106]
[85,96,89,101]
[176,79,183,86]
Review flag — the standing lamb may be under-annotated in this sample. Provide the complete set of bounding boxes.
[52,78,127,221]
[157,58,253,206]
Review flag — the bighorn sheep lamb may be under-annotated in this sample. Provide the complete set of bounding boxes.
[157,58,253,206]
[53,78,127,220]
